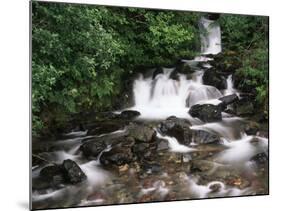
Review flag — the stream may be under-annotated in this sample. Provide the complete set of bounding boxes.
[31,16,268,209]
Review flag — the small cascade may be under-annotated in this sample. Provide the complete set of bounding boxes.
[199,16,222,55]
[224,75,237,95]
[130,69,224,120]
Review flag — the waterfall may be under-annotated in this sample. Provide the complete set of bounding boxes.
[130,69,222,120]
[199,17,222,55]
[224,74,238,96]
[127,16,225,120]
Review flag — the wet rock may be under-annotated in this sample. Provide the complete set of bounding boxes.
[250,152,268,166]
[79,140,107,159]
[129,124,156,143]
[159,116,192,145]
[209,183,222,193]
[39,165,65,186]
[203,69,226,90]
[189,104,222,122]
[219,94,239,109]
[152,67,164,79]
[39,159,86,186]
[192,129,221,144]
[87,122,123,136]
[120,110,141,119]
[61,159,87,184]
[100,146,134,166]
[174,60,193,75]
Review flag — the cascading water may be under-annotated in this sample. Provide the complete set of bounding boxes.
[130,69,223,120]
[199,16,222,55]
[32,15,268,209]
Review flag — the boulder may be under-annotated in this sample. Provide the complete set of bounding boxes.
[100,146,134,166]
[120,110,141,119]
[192,129,221,144]
[189,104,222,122]
[39,159,87,186]
[219,94,239,108]
[159,116,192,145]
[128,124,156,143]
[79,139,107,159]
[39,165,65,185]
[61,159,87,184]
[203,69,226,90]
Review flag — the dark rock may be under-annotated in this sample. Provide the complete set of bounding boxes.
[61,159,87,184]
[209,183,222,193]
[120,110,141,119]
[39,160,86,186]
[39,165,64,184]
[169,70,180,81]
[79,140,107,159]
[189,104,222,122]
[250,152,268,166]
[174,60,193,74]
[152,67,164,79]
[100,146,134,166]
[219,94,239,108]
[87,122,123,136]
[203,69,226,90]
[159,117,192,145]
[129,124,156,143]
[192,129,221,144]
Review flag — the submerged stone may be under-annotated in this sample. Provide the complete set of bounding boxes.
[192,129,221,144]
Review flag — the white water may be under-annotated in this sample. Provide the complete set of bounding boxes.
[199,17,222,55]
[216,135,268,164]
[130,68,223,120]
[156,131,195,153]
[32,16,268,208]
[224,74,238,96]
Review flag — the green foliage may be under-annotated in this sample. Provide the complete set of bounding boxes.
[221,14,269,118]
[32,2,200,137]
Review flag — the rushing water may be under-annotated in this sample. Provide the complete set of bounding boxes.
[32,16,268,209]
